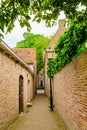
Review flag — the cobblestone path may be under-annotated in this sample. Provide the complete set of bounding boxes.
[8,94,67,130]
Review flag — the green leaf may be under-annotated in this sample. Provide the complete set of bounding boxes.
[16,32,52,73]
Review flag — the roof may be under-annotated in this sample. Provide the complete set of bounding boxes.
[43,19,66,65]
[0,41,33,75]
[13,48,36,64]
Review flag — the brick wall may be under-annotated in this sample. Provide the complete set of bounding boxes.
[0,49,34,130]
[13,48,37,95]
[44,19,66,97]
[54,51,87,130]
[44,56,50,97]
[48,19,66,50]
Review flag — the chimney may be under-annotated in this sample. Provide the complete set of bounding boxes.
[47,19,66,50]
[58,19,66,29]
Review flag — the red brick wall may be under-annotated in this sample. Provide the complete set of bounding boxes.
[44,19,66,97]
[0,51,34,130]
[44,58,50,97]
[54,51,87,130]
[13,48,37,95]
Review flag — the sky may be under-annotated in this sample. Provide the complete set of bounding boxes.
[1,3,86,48]
[2,12,65,48]
[3,21,57,48]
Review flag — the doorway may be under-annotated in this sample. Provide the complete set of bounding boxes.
[19,75,24,114]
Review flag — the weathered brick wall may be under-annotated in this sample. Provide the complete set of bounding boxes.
[54,51,87,130]
[44,57,50,97]
[0,51,34,130]
[44,19,66,97]
[13,48,37,95]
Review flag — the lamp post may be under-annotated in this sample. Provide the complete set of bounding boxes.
[46,48,54,111]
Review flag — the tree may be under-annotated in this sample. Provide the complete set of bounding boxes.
[32,0,87,25]
[0,0,87,35]
[16,32,51,72]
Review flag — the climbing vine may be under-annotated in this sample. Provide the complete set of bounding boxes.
[47,20,87,77]
[47,58,56,78]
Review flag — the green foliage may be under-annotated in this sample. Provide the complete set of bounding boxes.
[16,32,51,73]
[0,0,31,33]
[47,20,87,77]
[30,0,87,27]
[0,0,87,37]
[37,86,44,90]
[47,58,57,78]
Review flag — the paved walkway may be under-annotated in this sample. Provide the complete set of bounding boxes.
[8,94,67,130]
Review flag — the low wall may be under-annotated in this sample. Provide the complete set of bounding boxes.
[0,48,34,130]
[54,51,87,130]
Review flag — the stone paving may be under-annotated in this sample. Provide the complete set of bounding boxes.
[8,94,67,130]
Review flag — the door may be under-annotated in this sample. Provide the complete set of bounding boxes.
[19,75,24,114]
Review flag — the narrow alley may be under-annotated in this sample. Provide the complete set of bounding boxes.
[8,93,67,130]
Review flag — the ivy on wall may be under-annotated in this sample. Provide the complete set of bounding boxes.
[47,20,87,77]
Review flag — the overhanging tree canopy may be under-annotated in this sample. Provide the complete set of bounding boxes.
[0,0,87,34]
